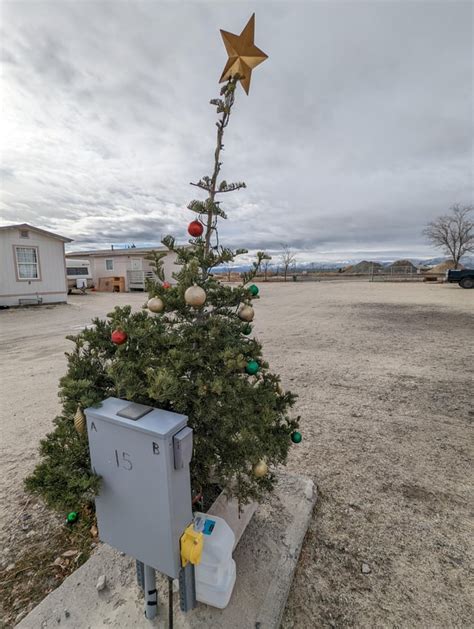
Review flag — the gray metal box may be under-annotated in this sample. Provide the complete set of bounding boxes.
[86,397,193,579]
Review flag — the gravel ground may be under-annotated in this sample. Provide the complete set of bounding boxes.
[0,282,472,627]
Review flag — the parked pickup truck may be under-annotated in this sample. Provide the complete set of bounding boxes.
[445,268,474,289]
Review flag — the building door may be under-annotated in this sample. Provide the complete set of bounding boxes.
[130,258,142,271]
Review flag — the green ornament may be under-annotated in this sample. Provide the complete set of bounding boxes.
[245,360,260,375]
[66,511,78,524]
[291,431,302,444]
[248,284,259,296]
[242,324,252,335]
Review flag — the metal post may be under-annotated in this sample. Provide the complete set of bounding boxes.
[168,577,174,629]
[144,564,158,620]
[136,559,145,590]
[179,563,197,612]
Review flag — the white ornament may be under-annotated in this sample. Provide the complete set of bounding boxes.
[238,304,255,322]
[147,297,164,313]
[253,460,268,478]
[185,285,206,307]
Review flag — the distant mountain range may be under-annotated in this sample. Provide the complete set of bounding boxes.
[214,256,474,273]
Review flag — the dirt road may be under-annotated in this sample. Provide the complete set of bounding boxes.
[0,282,472,627]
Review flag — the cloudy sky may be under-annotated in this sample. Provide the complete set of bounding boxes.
[1,1,472,263]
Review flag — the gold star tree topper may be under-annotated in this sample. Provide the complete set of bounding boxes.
[219,13,268,94]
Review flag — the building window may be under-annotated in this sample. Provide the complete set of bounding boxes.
[67,267,88,276]
[19,229,29,238]
[105,259,114,271]
[15,246,40,280]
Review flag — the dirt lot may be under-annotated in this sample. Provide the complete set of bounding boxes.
[0,282,473,627]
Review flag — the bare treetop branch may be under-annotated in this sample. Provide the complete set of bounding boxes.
[423,204,474,268]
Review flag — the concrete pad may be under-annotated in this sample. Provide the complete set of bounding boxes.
[207,493,258,550]
[18,472,316,629]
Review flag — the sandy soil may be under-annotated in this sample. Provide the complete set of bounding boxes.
[0,282,472,627]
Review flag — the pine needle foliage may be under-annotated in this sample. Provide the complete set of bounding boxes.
[26,77,299,511]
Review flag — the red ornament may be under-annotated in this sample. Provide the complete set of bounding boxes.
[188,220,203,237]
[162,281,171,289]
[111,329,127,345]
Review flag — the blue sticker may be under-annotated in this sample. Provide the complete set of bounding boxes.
[203,519,215,535]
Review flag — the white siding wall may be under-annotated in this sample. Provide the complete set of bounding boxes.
[0,229,68,307]
[161,251,179,283]
[89,257,130,289]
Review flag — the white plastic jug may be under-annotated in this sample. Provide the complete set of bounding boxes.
[193,512,236,609]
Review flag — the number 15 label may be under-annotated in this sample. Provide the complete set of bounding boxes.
[114,450,133,470]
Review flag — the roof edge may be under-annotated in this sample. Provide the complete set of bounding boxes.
[0,223,73,243]
[66,247,167,257]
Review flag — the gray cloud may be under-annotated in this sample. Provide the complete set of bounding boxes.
[0,1,472,261]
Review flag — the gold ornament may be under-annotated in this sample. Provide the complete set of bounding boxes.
[253,460,268,478]
[74,406,86,435]
[238,304,255,322]
[147,297,164,313]
[219,13,268,94]
[185,285,206,307]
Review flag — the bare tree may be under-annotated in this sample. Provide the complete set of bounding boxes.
[280,244,296,281]
[262,256,272,281]
[424,204,474,269]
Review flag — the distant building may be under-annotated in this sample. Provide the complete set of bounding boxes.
[66,246,178,292]
[343,261,384,274]
[387,259,418,274]
[0,223,72,307]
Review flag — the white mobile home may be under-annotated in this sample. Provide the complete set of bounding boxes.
[66,246,178,292]
[0,223,72,307]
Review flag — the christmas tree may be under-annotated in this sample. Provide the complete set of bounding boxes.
[26,14,300,511]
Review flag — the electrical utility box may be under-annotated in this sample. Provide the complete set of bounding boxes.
[86,397,194,580]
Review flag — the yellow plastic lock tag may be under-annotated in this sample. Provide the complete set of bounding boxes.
[180,523,204,567]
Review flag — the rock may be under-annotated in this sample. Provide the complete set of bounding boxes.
[304,480,314,500]
[96,574,107,591]
[6,563,15,571]
[21,513,32,530]
[62,549,78,557]
[361,562,371,574]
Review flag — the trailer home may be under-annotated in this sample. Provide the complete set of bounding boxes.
[0,223,72,307]
[66,259,92,293]
[66,246,178,292]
